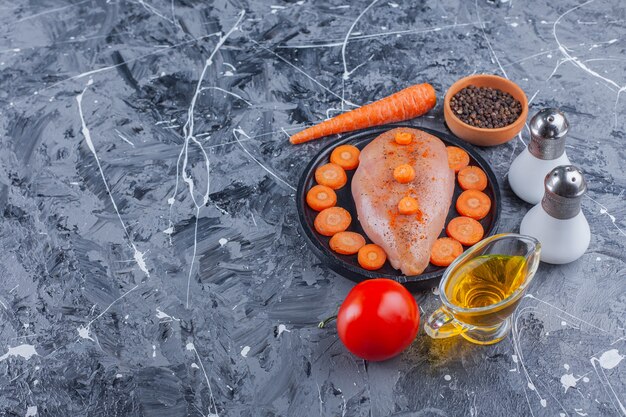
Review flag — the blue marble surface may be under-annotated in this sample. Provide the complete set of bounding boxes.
[0,0,624,416]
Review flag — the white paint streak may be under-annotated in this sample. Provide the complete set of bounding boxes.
[317,382,324,416]
[598,349,624,369]
[560,373,579,392]
[77,325,93,340]
[137,0,175,24]
[233,128,296,191]
[156,308,180,322]
[248,38,358,107]
[17,0,90,22]
[76,81,150,277]
[165,10,245,309]
[475,0,508,79]
[552,0,620,91]
[241,346,250,357]
[186,342,219,416]
[279,22,483,49]
[513,305,545,415]
[341,0,380,80]
[0,344,38,362]
[77,284,140,340]
[551,0,626,128]
[277,324,290,337]
[585,196,626,237]
[591,353,626,416]
[200,86,252,106]
[41,33,221,95]
[525,294,608,333]
[114,129,135,147]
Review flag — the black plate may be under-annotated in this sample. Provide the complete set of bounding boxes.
[296,124,501,291]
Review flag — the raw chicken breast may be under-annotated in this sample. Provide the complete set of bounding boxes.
[352,128,455,275]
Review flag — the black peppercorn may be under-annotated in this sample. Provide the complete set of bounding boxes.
[450,84,522,128]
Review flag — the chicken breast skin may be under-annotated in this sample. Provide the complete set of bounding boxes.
[351,128,455,275]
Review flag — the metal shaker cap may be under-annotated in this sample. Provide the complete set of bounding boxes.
[528,108,569,160]
[541,165,586,219]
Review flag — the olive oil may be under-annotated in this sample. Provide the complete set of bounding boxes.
[425,234,541,344]
[445,254,527,309]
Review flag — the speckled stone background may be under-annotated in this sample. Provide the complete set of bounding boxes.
[0,0,624,416]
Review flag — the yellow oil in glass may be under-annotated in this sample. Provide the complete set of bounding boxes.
[445,254,527,309]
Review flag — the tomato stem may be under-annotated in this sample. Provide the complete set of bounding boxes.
[318,315,337,329]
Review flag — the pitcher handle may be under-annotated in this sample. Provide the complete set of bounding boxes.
[424,307,470,339]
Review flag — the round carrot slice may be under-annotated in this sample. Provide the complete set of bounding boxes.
[398,196,419,215]
[458,166,488,191]
[357,244,387,270]
[430,238,464,267]
[394,131,414,145]
[393,164,415,184]
[315,163,347,190]
[446,146,470,173]
[330,145,360,170]
[314,207,351,236]
[329,231,366,255]
[446,216,484,246]
[456,190,491,220]
[306,185,337,211]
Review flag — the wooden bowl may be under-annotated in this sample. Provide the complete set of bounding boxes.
[444,74,528,147]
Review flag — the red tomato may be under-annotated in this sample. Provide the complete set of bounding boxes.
[336,279,420,361]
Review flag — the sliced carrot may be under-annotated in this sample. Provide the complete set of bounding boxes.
[290,83,437,144]
[314,207,351,236]
[394,131,414,145]
[329,231,366,255]
[458,166,488,191]
[446,216,484,246]
[315,163,347,190]
[357,244,387,270]
[306,185,337,211]
[393,164,415,184]
[447,146,470,173]
[430,238,464,267]
[330,145,360,170]
[398,196,420,215]
[456,190,491,220]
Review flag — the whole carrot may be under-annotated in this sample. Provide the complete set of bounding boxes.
[290,83,436,145]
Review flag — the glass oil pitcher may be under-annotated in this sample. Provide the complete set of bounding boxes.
[424,233,541,345]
